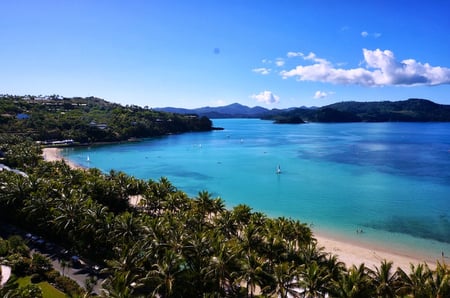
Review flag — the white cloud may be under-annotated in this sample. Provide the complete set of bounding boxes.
[313,90,334,99]
[361,31,382,38]
[303,52,328,64]
[287,51,303,58]
[280,48,450,86]
[275,58,285,67]
[252,67,271,75]
[250,91,280,104]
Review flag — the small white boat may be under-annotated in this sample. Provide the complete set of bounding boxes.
[276,165,281,174]
[87,155,90,162]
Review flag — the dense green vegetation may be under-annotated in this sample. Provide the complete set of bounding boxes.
[1,136,450,297]
[263,98,450,123]
[0,95,213,143]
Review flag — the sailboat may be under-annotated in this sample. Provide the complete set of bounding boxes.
[87,155,90,162]
[276,165,281,174]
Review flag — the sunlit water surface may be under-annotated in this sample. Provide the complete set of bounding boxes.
[62,119,450,260]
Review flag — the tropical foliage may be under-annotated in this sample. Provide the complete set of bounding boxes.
[0,137,449,297]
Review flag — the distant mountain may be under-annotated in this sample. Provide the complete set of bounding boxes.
[155,103,297,118]
[156,99,450,122]
[263,98,450,123]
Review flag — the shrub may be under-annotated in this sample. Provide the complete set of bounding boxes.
[7,253,31,276]
[30,252,52,274]
[30,273,42,283]
[44,269,60,283]
[0,239,9,256]
[55,275,84,296]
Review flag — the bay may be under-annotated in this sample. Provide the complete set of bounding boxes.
[62,119,450,259]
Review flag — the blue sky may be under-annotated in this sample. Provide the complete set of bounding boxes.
[1,0,450,108]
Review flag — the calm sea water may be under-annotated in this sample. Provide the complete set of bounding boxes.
[62,119,450,259]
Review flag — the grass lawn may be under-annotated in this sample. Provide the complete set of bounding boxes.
[17,276,66,298]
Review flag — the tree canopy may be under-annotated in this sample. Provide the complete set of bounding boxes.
[0,95,213,143]
[1,136,449,297]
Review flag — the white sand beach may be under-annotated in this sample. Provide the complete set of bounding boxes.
[41,147,440,272]
[42,147,84,169]
[315,232,439,272]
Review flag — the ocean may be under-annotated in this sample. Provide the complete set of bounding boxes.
[62,119,450,260]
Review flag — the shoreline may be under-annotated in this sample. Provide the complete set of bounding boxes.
[42,147,85,170]
[41,147,442,272]
[313,230,440,271]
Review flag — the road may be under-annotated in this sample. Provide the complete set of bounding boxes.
[1,222,104,295]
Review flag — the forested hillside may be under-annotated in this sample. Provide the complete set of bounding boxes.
[0,95,213,143]
[263,98,450,123]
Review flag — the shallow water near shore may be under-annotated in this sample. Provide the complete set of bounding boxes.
[62,119,450,260]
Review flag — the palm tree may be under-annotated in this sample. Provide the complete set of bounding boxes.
[202,234,240,296]
[213,209,239,238]
[22,186,54,230]
[396,263,432,297]
[231,204,253,226]
[60,259,67,277]
[0,171,30,210]
[263,261,301,298]
[101,270,138,298]
[333,263,375,298]
[145,249,184,297]
[53,189,87,238]
[239,222,264,255]
[322,254,346,286]
[298,242,327,265]
[235,252,270,297]
[109,211,142,247]
[368,260,398,298]
[298,261,332,298]
[428,261,450,298]
[194,190,225,221]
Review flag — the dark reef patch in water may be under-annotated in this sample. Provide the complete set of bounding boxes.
[363,214,450,244]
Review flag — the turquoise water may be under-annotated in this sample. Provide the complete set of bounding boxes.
[62,119,450,260]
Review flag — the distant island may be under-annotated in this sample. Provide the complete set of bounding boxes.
[156,98,450,123]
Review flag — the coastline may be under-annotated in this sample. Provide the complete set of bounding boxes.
[42,147,84,170]
[314,231,439,272]
[41,147,441,272]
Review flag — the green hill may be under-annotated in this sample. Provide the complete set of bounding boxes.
[0,95,213,143]
[263,98,450,123]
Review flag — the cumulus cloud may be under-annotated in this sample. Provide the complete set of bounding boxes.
[280,48,450,86]
[250,91,280,104]
[361,31,369,37]
[252,67,271,75]
[313,90,334,99]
